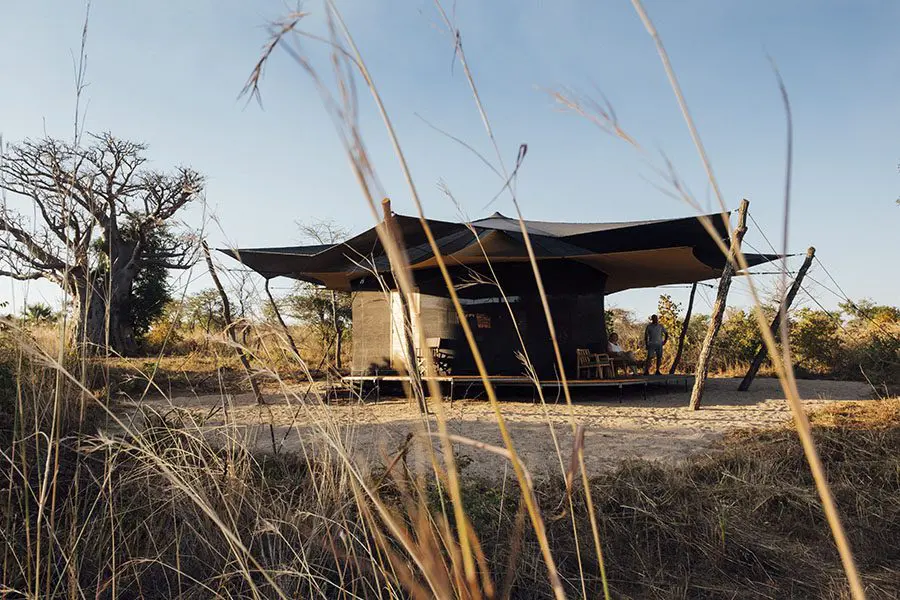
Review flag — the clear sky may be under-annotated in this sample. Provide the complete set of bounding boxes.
[1,0,898,318]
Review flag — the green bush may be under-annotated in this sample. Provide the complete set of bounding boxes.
[790,308,843,375]
[716,309,763,368]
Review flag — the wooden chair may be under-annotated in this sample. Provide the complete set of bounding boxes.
[592,353,615,379]
[576,349,613,379]
[421,337,455,375]
[576,349,596,378]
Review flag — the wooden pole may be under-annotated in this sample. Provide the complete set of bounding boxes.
[668,282,697,374]
[380,199,425,409]
[264,278,303,361]
[738,246,816,391]
[689,200,750,410]
[202,241,266,407]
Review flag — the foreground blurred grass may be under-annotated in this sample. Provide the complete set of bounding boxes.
[1,327,897,599]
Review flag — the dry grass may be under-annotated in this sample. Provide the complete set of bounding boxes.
[576,399,900,599]
[809,399,900,430]
[10,319,346,399]
[425,398,900,599]
[2,344,897,598]
[103,352,310,398]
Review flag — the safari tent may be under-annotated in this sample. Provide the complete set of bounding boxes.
[223,210,777,377]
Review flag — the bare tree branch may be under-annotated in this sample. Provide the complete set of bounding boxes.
[0,132,204,353]
[0,269,44,281]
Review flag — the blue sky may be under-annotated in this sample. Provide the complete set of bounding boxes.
[1,0,898,318]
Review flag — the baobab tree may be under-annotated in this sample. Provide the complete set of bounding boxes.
[0,133,203,355]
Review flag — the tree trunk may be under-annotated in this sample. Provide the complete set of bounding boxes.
[202,241,265,405]
[106,300,137,355]
[74,279,106,352]
[72,264,139,356]
[334,328,343,371]
[107,267,139,355]
[264,278,303,360]
[689,200,750,411]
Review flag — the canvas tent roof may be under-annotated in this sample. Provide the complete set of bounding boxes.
[222,211,778,296]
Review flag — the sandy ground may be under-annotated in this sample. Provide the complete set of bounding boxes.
[134,377,874,481]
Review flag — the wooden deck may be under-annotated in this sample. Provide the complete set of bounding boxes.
[341,373,695,401]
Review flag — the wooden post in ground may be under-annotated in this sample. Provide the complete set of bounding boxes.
[264,278,303,361]
[202,241,265,406]
[380,199,426,412]
[381,199,415,372]
[689,200,750,410]
[669,282,697,374]
[738,246,816,392]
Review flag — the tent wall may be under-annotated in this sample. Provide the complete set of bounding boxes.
[351,291,459,374]
[451,293,606,377]
[351,292,392,374]
[388,292,459,369]
[350,290,607,377]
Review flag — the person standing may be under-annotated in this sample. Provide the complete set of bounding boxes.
[643,314,669,375]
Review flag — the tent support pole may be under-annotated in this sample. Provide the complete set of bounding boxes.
[381,198,426,414]
[738,246,816,391]
[669,282,697,374]
[689,199,750,410]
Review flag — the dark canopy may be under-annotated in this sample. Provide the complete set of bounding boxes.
[222,211,778,297]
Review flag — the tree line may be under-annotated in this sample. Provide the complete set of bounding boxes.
[608,294,899,386]
[3,133,896,383]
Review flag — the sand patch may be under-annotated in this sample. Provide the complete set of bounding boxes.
[134,377,873,481]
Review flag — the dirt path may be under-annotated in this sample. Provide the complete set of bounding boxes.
[137,377,873,481]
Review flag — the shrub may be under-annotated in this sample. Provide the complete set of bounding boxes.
[790,308,843,376]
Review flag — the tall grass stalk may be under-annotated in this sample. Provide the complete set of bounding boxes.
[627,1,865,596]
[430,3,612,595]
[324,3,568,595]
[243,10,503,595]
